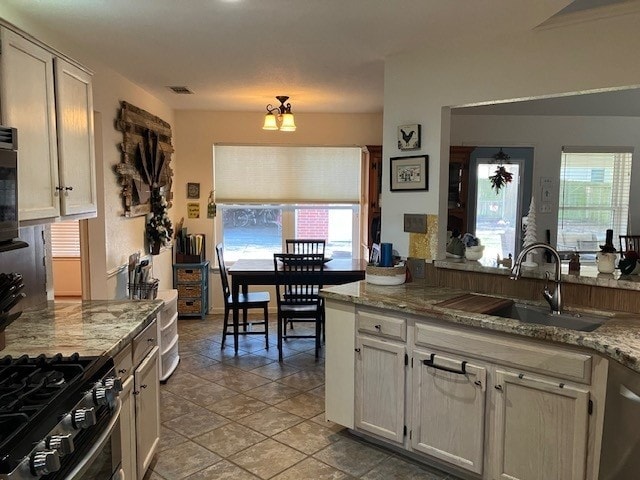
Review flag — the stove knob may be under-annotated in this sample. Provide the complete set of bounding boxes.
[30,449,61,476]
[103,376,123,392]
[93,386,117,406]
[46,434,75,456]
[72,407,97,429]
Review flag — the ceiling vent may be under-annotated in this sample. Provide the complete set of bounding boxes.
[167,86,194,95]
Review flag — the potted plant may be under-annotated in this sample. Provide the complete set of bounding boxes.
[146,188,173,255]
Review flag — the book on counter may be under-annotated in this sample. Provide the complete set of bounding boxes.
[175,226,205,263]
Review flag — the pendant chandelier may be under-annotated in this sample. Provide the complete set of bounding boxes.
[262,96,297,132]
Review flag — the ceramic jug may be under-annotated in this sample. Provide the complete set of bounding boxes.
[596,252,616,274]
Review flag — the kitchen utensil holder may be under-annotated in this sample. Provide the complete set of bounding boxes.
[128,279,159,300]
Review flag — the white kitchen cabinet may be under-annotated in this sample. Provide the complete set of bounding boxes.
[113,318,160,480]
[119,375,136,480]
[0,25,96,222]
[492,369,590,480]
[355,335,406,443]
[412,348,487,475]
[134,346,160,480]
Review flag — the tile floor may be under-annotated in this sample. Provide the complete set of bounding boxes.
[144,316,461,479]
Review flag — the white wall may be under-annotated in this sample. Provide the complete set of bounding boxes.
[450,114,640,243]
[382,10,640,258]
[0,7,177,298]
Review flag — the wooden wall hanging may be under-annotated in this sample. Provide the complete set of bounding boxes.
[114,101,174,217]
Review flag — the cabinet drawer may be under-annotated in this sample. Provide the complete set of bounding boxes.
[357,309,406,341]
[415,322,592,383]
[113,342,133,380]
[176,268,203,282]
[133,319,158,367]
[178,284,202,298]
[178,299,202,314]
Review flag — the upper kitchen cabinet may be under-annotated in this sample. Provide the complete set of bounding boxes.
[0,26,96,222]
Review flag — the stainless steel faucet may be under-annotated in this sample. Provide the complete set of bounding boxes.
[511,242,562,314]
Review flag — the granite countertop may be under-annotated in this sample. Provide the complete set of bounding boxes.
[1,300,163,358]
[435,259,640,291]
[322,281,640,373]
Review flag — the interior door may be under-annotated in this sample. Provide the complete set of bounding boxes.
[468,147,533,259]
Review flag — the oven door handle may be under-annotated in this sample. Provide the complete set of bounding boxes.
[66,398,122,480]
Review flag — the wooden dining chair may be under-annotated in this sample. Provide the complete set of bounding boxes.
[273,253,325,361]
[285,239,327,335]
[216,243,270,351]
[619,235,640,258]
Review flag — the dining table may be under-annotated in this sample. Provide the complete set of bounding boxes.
[227,257,367,353]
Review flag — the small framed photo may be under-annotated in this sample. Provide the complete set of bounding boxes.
[187,182,200,199]
[397,124,421,150]
[390,155,428,191]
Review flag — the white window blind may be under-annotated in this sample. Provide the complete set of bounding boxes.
[214,146,362,203]
[50,220,80,257]
[558,148,632,248]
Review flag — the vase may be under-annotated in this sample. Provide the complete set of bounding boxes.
[151,242,161,255]
[596,252,616,274]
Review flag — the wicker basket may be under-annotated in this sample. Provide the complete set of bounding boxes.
[178,284,202,298]
[365,265,406,286]
[176,268,203,282]
[178,299,202,313]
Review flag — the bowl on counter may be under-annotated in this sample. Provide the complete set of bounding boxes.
[465,245,485,261]
[365,264,407,285]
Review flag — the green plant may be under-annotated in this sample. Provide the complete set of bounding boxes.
[489,165,513,193]
[146,188,173,253]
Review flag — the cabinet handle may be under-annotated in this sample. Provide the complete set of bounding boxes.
[495,385,503,391]
[474,380,482,387]
[374,324,381,330]
[354,348,361,353]
[64,186,73,191]
[147,338,155,343]
[423,353,467,375]
[140,384,148,389]
[118,368,127,374]
[55,186,64,191]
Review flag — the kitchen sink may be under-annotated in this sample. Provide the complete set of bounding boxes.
[492,303,609,332]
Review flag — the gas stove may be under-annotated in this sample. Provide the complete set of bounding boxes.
[0,353,122,479]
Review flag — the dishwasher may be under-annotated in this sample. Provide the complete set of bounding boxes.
[599,359,640,479]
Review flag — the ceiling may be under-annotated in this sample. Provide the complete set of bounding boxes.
[2,0,634,113]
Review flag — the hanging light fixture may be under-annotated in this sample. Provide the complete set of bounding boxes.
[262,96,297,132]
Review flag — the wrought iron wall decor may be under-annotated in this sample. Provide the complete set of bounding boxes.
[114,101,174,217]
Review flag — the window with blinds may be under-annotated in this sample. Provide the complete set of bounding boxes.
[50,220,81,257]
[557,148,632,251]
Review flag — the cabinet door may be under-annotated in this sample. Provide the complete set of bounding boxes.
[355,336,405,443]
[0,28,60,220]
[119,375,137,480]
[134,346,160,480]
[492,370,589,480]
[412,349,486,475]
[54,58,97,216]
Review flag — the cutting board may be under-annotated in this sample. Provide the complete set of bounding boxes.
[434,294,513,315]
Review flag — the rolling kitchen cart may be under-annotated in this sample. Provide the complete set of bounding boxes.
[173,261,209,319]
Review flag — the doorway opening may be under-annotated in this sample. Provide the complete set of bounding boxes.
[468,147,534,260]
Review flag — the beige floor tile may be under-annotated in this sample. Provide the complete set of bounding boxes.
[143,470,166,480]
[152,441,221,479]
[160,390,204,422]
[193,422,267,457]
[237,406,304,436]
[309,412,349,433]
[273,420,343,455]
[277,370,325,390]
[244,381,301,405]
[307,384,325,398]
[221,353,274,370]
[157,425,188,452]
[275,393,325,418]
[206,394,269,420]
[211,369,273,392]
[178,353,220,371]
[249,361,302,380]
[163,371,212,393]
[272,457,354,479]
[313,437,390,477]
[163,406,230,438]
[282,352,323,370]
[229,438,306,479]
[175,381,239,407]
[360,455,450,479]
[183,460,260,480]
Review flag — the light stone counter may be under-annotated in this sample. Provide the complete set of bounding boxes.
[1,300,163,357]
[435,259,640,291]
[322,281,640,373]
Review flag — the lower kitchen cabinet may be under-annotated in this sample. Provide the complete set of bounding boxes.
[355,336,406,443]
[492,369,590,480]
[114,319,161,480]
[411,348,487,475]
[134,346,161,480]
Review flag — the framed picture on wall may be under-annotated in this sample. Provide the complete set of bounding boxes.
[187,182,200,199]
[390,155,428,191]
[397,124,421,150]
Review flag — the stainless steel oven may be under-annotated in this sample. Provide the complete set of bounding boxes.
[0,354,124,480]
